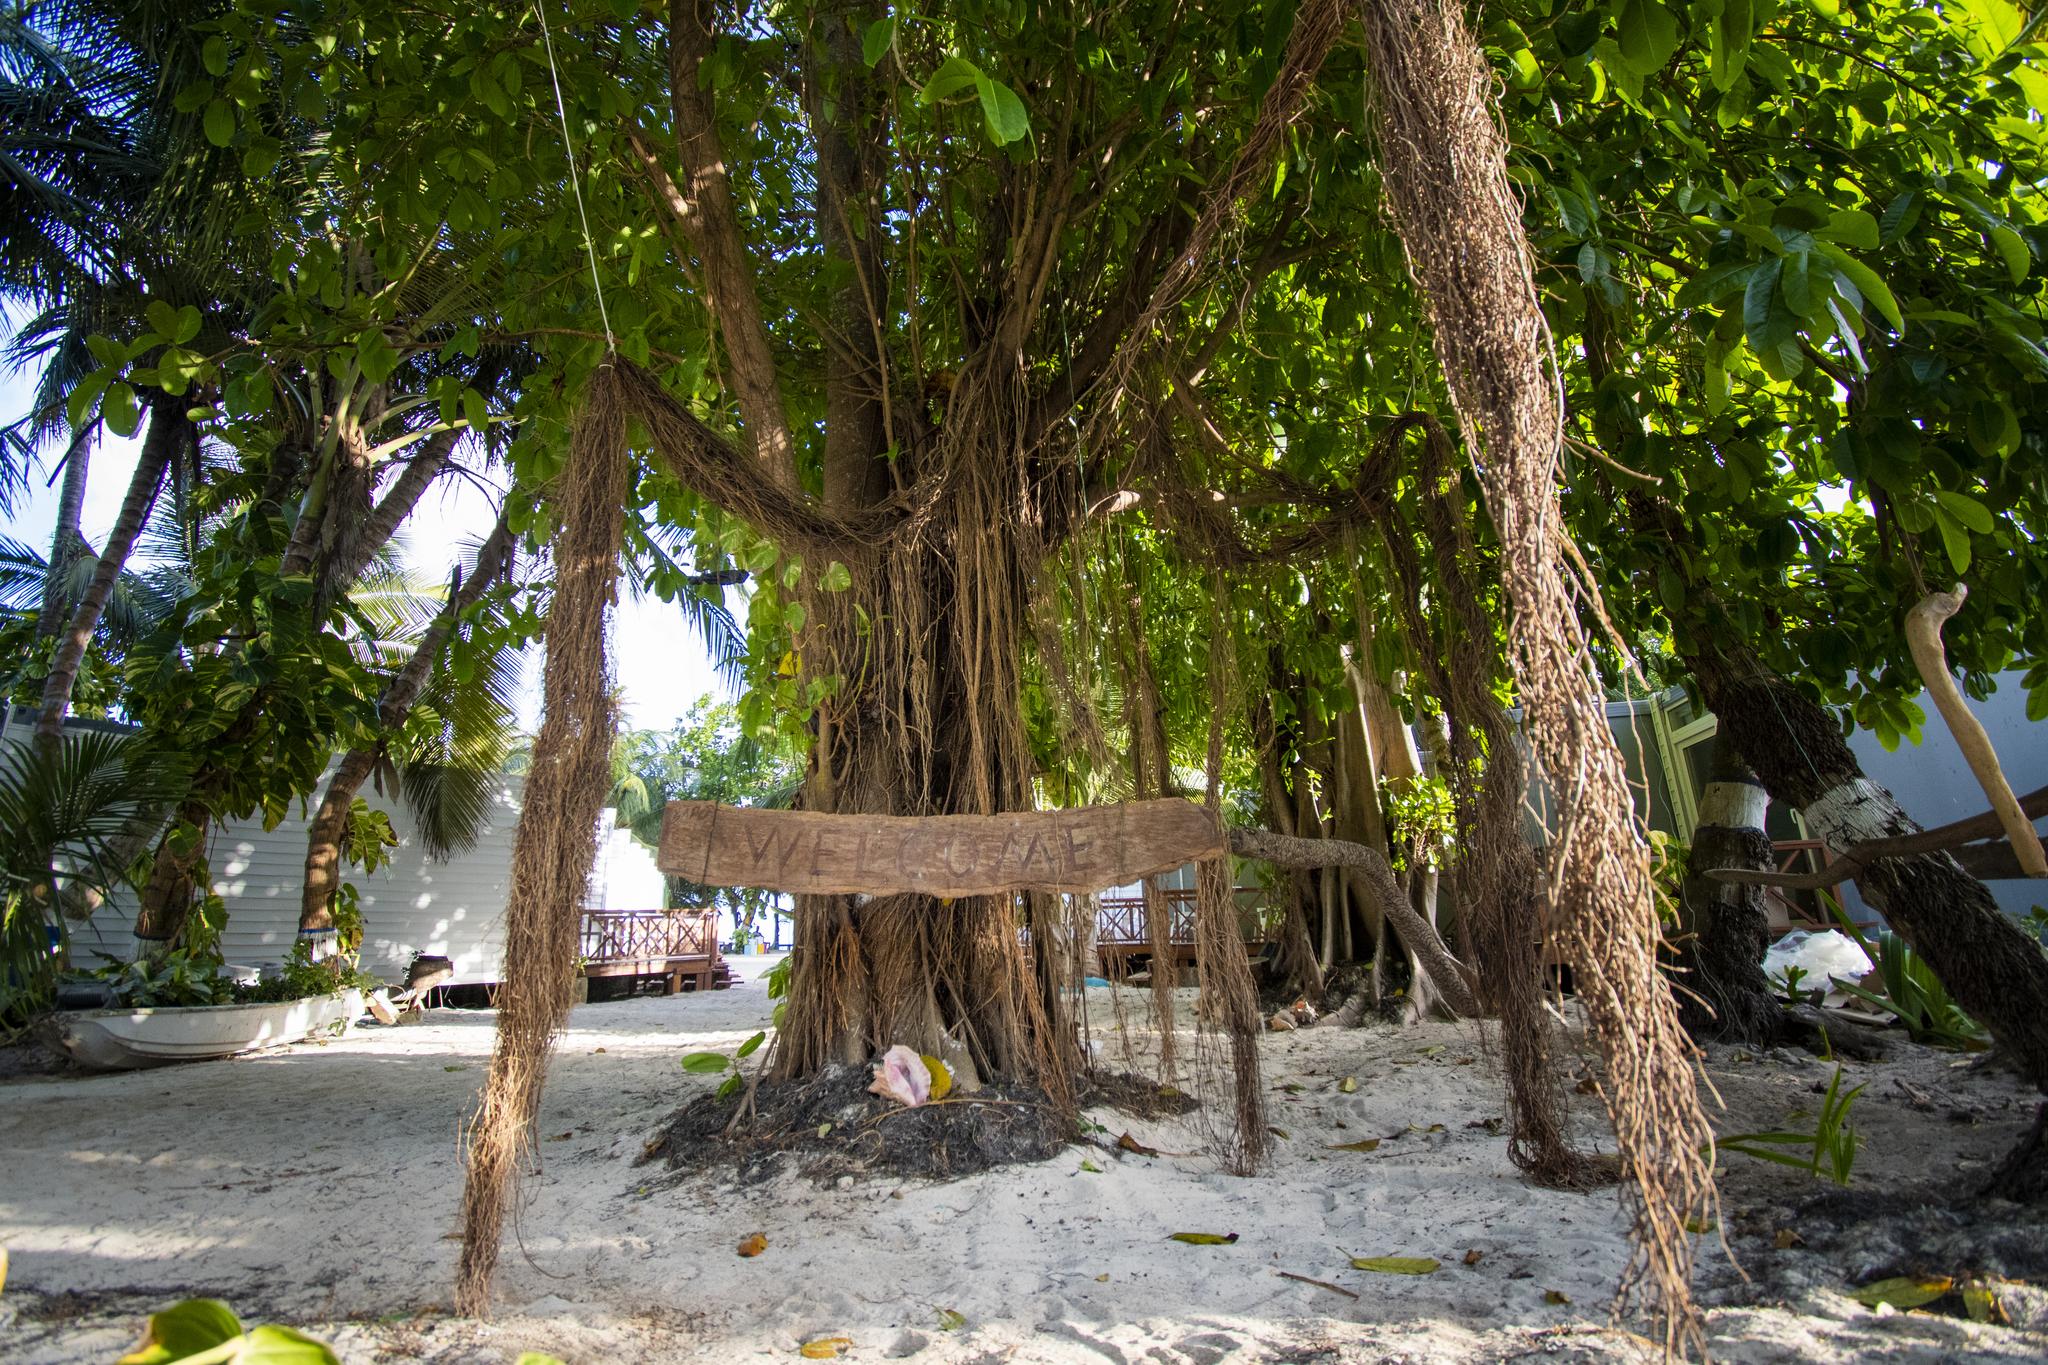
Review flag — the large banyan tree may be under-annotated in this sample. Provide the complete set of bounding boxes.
[114,0,2048,1351]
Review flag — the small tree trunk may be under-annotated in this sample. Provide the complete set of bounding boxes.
[35,401,183,748]
[1673,751,1779,1044]
[298,513,515,934]
[132,799,211,953]
[1698,656,2048,1090]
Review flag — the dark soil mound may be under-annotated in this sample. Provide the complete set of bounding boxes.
[647,1065,1195,1185]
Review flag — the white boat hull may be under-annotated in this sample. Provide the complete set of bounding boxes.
[48,990,364,1070]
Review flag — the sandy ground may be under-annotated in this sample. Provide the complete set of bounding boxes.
[2,956,2045,1364]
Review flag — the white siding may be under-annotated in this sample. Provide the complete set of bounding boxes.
[77,773,526,986]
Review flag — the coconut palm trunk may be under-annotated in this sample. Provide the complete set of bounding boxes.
[35,398,185,749]
[37,426,94,639]
[298,512,515,936]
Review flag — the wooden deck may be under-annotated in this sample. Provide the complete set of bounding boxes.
[579,908,725,994]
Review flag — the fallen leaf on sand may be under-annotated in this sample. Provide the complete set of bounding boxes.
[1544,1290,1571,1305]
[1338,1076,1358,1093]
[547,1131,572,1142]
[1351,1257,1439,1275]
[1683,1217,1717,1234]
[737,1233,767,1258]
[934,1307,966,1331]
[1117,1132,1162,1157]
[1463,1249,1484,1266]
[1095,1273,1110,1282]
[1267,1126,1291,1141]
[1848,1276,1952,1309]
[1079,1159,1103,1173]
[1773,1229,1804,1249]
[1963,1280,2008,1324]
[799,1336,854,1358]
[1324,1139,1381,1153]
[593,1047,606,1054]
[1168,1232,1239,1246]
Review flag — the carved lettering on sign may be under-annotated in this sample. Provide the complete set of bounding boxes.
[657,799,1224,897]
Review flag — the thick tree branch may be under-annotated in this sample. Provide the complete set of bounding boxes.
[665,0,798,484]
[610,359,897,563]
[1228,826,1482,1017]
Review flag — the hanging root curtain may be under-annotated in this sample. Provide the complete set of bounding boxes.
[457,366,630,1316]
[1359,0,1714,1350]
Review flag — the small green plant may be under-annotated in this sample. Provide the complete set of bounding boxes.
[80,949,233,1008]
[116,1297,339,1364]
[1645,828,1690,926]
[1827,901,1986,1049]
[1714,1062,1866,1186]
[682,1030,768,1099]
[1774,963,1822,1007]
[766,952,793,1026]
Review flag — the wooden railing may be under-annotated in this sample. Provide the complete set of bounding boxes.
[1096,889,1199,946]
[579,908,719,990]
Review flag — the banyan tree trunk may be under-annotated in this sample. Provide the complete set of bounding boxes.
[1695,649,2048,1089]
[1672,749,1779,1045]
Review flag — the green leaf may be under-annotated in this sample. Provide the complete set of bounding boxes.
[1167,1232,1240,1245]
[104,381,143,438]
[717,1072,744,1099]
[1616,0,1681,77]
[1817,209,1879,250]
[1934,510,1973,575]
[934,1307,966,1331]
[1933,490,1994,534]
[203,98,236,148]
[202,36,230,78]
[681,1051,732,1074]
[1350,1256,1441,1275]
[920,55,984,105]
[1990,225,2030,284]
[1742,257,1803,378]
[1709,0,1752,91]
[735,1030,767,1059]
[1848,1276,1953,1309]
[237,1325,343,1364]
[977,77,1031,145]
[1967,399,2020,459]
[1780,250,1823,319]
[862,16,895,68]
[67,370,110,430]
[1811,243,1903,332]
[1675,260,1757,311]
[120,1299,244,1364]
[821,561,852,593]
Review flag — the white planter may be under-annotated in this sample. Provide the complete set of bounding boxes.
[48,989,364,1071]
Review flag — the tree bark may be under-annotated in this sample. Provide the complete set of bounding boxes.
[38,425,94,638]
[35,398,183,748]
[1672,749,1779,1044]
[1693,650,2048,1090]
[299,512,517,935]
[1227,826,1480,1017]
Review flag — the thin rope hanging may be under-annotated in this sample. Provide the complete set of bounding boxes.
[533,0,615,350]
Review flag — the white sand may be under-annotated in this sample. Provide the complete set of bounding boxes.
[3,958,2044,1363]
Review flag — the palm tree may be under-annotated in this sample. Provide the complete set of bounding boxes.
[0,729,187,1023]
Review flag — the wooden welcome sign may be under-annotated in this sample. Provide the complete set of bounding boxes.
[657,798,1224,897]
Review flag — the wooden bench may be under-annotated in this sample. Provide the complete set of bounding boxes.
[579,909,721,996]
